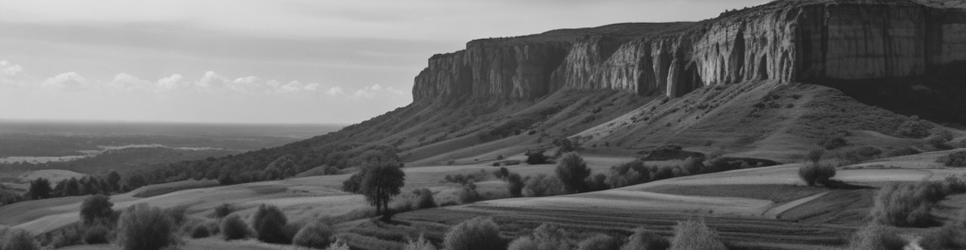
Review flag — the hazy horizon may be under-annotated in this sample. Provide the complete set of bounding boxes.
[0,0,768,124]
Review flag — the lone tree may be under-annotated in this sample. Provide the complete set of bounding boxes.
[359,162,406,220]
[556,153,591,194]
[80,194,114,225]
[28,178,52,200]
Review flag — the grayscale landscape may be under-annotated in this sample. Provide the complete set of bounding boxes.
[1,0,966,250]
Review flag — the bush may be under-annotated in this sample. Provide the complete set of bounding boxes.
[847,223,905,250]
[928,129,955,148]
[530,223,572,250]
[165,205,189,227]
[80,195,114,226]
[524,174,564,197]
[939,151,966,167]
[325,239,351,250]
[680,157,704,175]
[871,182,946,227]
[507,237,539,250]
[806,149,824,164]
[251,204,289,244]
[404,234,437,250]
[443,217,506,250]
[822,136,849,150]
[897,117,932,138]
[190,224,211,239]
[669,220,725,250]
[2,230,38,250]
[526,151,550,165]
[621,227,668,250]
[507,173,525,197]
[458,183,482,204]
[798,163,837,187]
[116,204,177,250]
[412,188,437,209]
[607,161,650,188]
[293,220,334,249]
[556,153,591,193]
[885,147,920,157]
[220,214,250,240]
[213,203,233,218]
[919,208,966,250]
[579,234,622,250]
[586,173,609,191]
[83,224,111,244]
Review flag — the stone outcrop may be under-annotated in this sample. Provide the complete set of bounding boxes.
[412,0,966,104]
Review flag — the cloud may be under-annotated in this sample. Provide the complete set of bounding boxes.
[42,72,89,91]
[109,73,153,90]
[157,73,184,90]
[197,71,228,88]
[325,86,345,96]
[350,84,405,99]
[0,61,23,76]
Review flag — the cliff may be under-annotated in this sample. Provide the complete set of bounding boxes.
[412,0,966,104]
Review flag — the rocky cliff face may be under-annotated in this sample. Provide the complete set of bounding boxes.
[413,0,966,104]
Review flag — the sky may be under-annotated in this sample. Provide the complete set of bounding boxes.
[0,0,767,124]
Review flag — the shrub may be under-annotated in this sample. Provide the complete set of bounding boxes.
[293,220,334,249]
[871,182,946,227]
[325,239,351,250]
[443,217,506,250]
[885,147,920,157]
[80,194,114,226]
[412,188,437,209]
[458,183,482,204]
[847,223,905,250]
[919,208,966,250]
[680,157,704,175]
[2,230,38,250]
[927,129,955,148]
[524,174,564,197]
[165,205,189,227]
[49,224,84,248]
[607,161,650,188]
[506,173,525,197]
[822,136,849,150]
[798,163,837,187]
[507,237,539,250]
[669,220,725,250]
[220,214,249,240]
[404,234,437,250]
[939,151,966,167]
[621,227,668,250]
[213,203,233,218]
[526,151,549,165]
[896,117,932,138]
[530,223,572,250]
[83,224,111,244]
[839,146,883,164]
[190,224,211,239]
[251,204,289,244]
[556,153,591,193]
[579,234,622,250]
[806,149,824,164]
[116,204,177,250]
[586,173,609,191]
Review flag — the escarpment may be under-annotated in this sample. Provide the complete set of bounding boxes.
[412,0,966,105]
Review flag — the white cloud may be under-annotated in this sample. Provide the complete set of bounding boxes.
[0,61,23,76]
[350,84,405,99]
[109,73,153,91]
[325,86,345,96]
[42,72,89,91]
[157,74,184,90]
[197,71,228,88]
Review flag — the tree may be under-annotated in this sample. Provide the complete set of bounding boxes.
[106,170,122,192]
[669,220,725,250]
[252,204,289,244]
[359,163,406,220]
[293,220,334,249]
[80,194,114,225]
[2,230,39,250]
[556,153,591,194]
[506,173,525,197]
[621,227,668,250]
[525,150,549,165]
[116,204,176,250]
[221,214,250,240]
[28,178,51,200]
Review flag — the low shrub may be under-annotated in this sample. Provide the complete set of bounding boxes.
[220,214,249,240]
[885,147,921,157]
[2,230,39,250]
[669,220,725,250]
[798,163,837,187]
[164,205,189,227]
[938,151,966,167]
[404,234,437,250]
[530,224,573,249]
[606,160,650,188]
[412,188,436,209]
[83,224,111,244]
[458,183,482,204]
[523,174,564,197]
[919,208,966,250]
[586,173,609,191]
[838,146,883,164]
[116,204,177,250]
[927,129,955,149]
[821,136,849,150]
[621,227,668,250]
[896,117,932,138]
[443,217,506,250]
[847,223,906,250]
[507,237,538,250]
[190,224,211,239]
[525,151,550,165]
[213,203,233,218]
[251,204,289,244]
[293,220,334,249]
[579,234,622,250]
[49,224,84,248]
[871,182,948,227]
